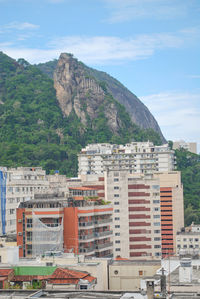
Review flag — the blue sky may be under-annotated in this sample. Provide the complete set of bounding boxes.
[0,0,200,151]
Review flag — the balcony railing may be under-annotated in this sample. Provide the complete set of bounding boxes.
[94,230,113,238]
[79,221,94,227]
[95,242,113,250]
[94,218,112,225]
[79,234,95,240]
[79,247,95,253]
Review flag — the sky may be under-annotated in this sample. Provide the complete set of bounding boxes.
[0,0,200,152]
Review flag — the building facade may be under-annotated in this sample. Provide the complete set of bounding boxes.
[0,167,49,235]
[17,194,113,259]
[105,171,162,259]
[154,171,184,257]
[173,140,197,154]
[176,223,200,257]
[78,142,175,176]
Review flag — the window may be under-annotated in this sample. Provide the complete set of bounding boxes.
[183,245,187,248]
[114,194,119,197]
[153,200,160,204]
[154,222,160,226]
[154,230,160,233]
[154,207,160,211]
[139,270,143,276]
[115,233,120,236]
[114,202,119,205]
[154,215,160,219]
[114,172,119,177]
[154,245,161,248]
[80,285,88,290]
[114,209,120,213]
[152,185,160,190]
[115,217,120,221]
[195,245,199,248]
[189,245,193,248]
[10,209,14,215]
[115,240,120,244]
[115,248,121,251]
[114,186,119,190]
[155,252,161,256]
[183,238,187,241]
[177,245,181,248]
[115,225,120,228]
[114,270,119,275]
[114,178,119,182]
[154,237,160,241]
[195,238,199,242]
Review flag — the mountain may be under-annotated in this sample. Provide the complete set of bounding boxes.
[0,51,163,175]
[37,53,165,142]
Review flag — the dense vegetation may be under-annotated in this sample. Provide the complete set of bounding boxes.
[1,52,200,226]
[175,148,200,225]
[0,52,162,176]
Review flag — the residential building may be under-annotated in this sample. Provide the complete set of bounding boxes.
[109,259,161,291]
[105,171,162,259]
[154,172,184,257]
[0,266,96,290]
[176,223,200,257]
[0,167,49,235]
[17,193,113,259]
[78,142,175,176]
[173,140,197,154]
[67,170,184,259]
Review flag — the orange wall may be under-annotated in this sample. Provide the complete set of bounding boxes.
[16,208,25,258]
[160,187,173,257]
[63,207,79,254]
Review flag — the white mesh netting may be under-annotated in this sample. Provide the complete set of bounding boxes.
[32,211,63,257]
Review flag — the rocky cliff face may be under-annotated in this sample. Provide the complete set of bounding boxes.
[54,53,122,133]
[44,53,165,141]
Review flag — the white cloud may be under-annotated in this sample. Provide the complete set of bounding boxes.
[140,92,200,151]
[0,29,194,64]
[103,0,188,23]
[1,22,39,32]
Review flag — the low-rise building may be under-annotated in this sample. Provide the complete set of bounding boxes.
[176,223,200,257]
[109,259,161,291]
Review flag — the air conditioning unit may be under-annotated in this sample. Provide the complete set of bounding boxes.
[18,232,22,236]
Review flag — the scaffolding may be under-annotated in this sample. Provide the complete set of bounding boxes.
[32,212,63,257]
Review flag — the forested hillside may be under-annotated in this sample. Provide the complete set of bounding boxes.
[0,52,162,176]
[176,148,200,225]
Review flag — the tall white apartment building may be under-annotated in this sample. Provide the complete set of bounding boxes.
[105,171,162,259]
[0,167,49,235]
[78,142,175,176]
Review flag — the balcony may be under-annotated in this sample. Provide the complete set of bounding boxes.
[94,218,112,226]
[94,230,113,238]
[95,242,113,250]
[79,221,94,227]
[79,234,95,241]
[79,247,95,253]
